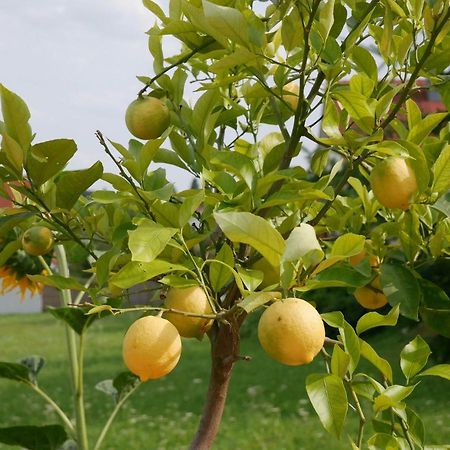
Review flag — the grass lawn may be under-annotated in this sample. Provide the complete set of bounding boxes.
[0,311,449,450]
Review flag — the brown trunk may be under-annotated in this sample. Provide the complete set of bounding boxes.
[189,318,241,450]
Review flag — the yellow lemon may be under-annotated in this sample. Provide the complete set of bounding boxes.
[163,286,214,339]
[354,284,388,310]
[258,298,325,365]
[370,157,418,210]
[122,315,182,381]
[282,81,299,111]
[125,96,170,140]
[21,226,54,256]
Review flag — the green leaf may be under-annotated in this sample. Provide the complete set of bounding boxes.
[432,144,450,194]
[214,211,285,267]
[1,133,24,172]
[367,433,400,450]
[0,84,32,149]
[202,0,250,48]
[359,339,393,383]
[351,46,378,82]
[0,240,21,266]
[400,336,431,383]
[315,263,371,288]
[373,384,417,413]
[331,344,350,379]
[159,275,198,288]
[178,191,204,227]
[128,219,177,263]
[209,243,234,293]
[0,425,67,450]
[110,260,188,289]
[282,224,324,267]
[380,264,420,320]
[340,321,360,374]
[48,307,95,335]
[331,233,365,257]
[27,139,77,185]
[237,292,281,313]
[56,161,103,210]
[406,407,425,448]
[236,265,263,291]
[0,362,30,382]
[86,305,114,316]
[418,364,450,381]
[306,373,348,438]
[407,113,448,145]
[27,275,85,291]
[356,304,400,335]
[332,91,374,134]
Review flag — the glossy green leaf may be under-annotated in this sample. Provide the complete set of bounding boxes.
[331,344,350,379]
[236,265,263,291]
[110,260,188,289]
[359,339,393,383]
[179,191,204,227]
[1,133,23,172]
[0,362,30,383]
[306,373,348,438]
[356,304,400,335]
[0,240,21,266]
[432,144,450,194]
[331,234,365,257]
[0,425,67,450]
[282,224,324,267]
[214,211,285,267]
[27,275,85,291]
[209,243,234,293]
[56,161,103,210]
[48,307,95,335]
[380,264,420,320]
[351,46,378,82]
[332,91,374,134]
[406,407,425,448]
[400,336,431,382]
[237,291,281,313]
[128,219,177,263]
[0,84,32,149]
[27,139,77,185]
[367,433,400,450]
[407,112,447,144]
[373,384,417,413]
[418,364,450,381]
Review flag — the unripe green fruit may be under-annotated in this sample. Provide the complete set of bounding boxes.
[125,96,170,140]
[22,226,54,256]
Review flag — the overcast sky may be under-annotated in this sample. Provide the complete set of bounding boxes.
[0,0,194,188]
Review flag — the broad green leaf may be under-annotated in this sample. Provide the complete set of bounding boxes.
[0,362,30,383]
[0,425,67,450]
[128,219,177,263]
[318,0,336,43]
[418,364,450,381]
[341,321,360,374]
[351,46,378,82]
[48,307,95,335]
[113,371,140,401]
[419,278,450,338]
[192,89,220,148]
[142,0,168,23]
[282,224,324,267]
[110,260,188,289]
[236,265,263,291]
[400,336,431,382]
[373,384,417,413]
[209,243,234,293]
[159,275,198,288]
[406,407,425,448]
[359,339,393,383]
[332,91,374,134]
[0,240,21,266]
[0,84,32,149]
[237,291,281,313]
[367,433,400,450]
[397,140,430,193]
[432,144,450,194]
[178,191,204,227]
[214,211,285,267]
[1,133,23,172]
[27,139,77,185]
[321,311,345,328]
[356,304,400,335]
[331,234,365,257]
[315,263,371,288]
[202,0,250,48]
[331,345,350,379]
[306,373,348,438]
[380,264,420,320]
[27,275,85,291]
[407,113,447,144]
[56,161,103,210]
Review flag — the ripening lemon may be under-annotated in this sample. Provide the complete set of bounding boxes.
[370,157,418,210]
[21,226,54,256]
[163,286,213,339]
[122,315,182,381]
[354,282,388,310]
[282,81,299,111]
[125,96,170,140]
[349,248,380,268]
[258,298,325,366]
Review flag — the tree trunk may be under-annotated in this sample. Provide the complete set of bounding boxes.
[189,319,240,450]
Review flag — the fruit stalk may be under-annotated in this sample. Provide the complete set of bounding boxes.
[189,319,241,450]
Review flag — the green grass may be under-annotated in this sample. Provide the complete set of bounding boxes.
[0,312,449,450]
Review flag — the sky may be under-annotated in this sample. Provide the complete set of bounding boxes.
[0,0,192,189]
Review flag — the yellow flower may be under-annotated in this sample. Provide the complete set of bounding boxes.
[0,266,45,300]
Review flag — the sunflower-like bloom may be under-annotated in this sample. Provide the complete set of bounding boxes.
[0,265,46,300]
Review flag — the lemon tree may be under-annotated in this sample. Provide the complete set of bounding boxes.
[1,1,450,449]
